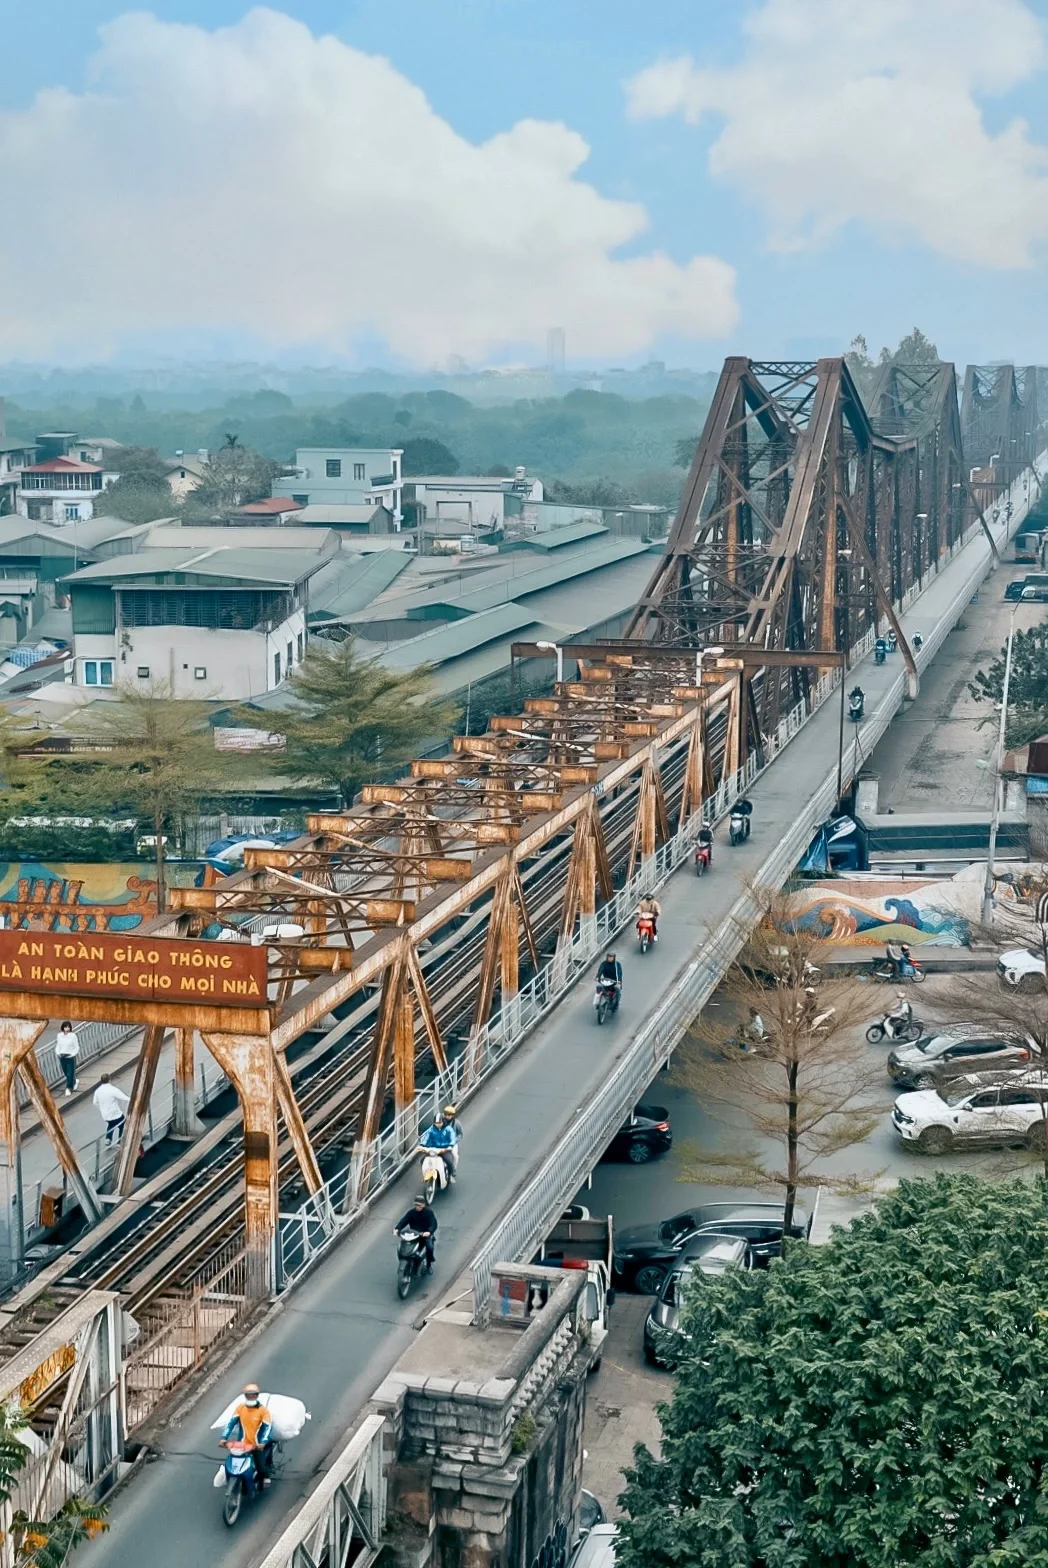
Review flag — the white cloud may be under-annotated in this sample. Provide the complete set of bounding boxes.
[626,0,1048,268]
[0,7,737,363]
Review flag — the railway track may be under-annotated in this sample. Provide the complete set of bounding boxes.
[0,733,696,1361]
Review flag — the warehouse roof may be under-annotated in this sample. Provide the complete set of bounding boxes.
[308,549,413,620]
[62,546,329,589]
[368,602,540,671]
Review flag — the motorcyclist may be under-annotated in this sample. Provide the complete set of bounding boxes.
[443,1104,463,1175]
[221,1383,274,1486]
[886,629,898,653]
[695,825,713,867]
[395,1194,438,1272]
[885,940,905,978]
[885,992,913,1038]
[740,1006,766,1052]
[636,894,661,941]
[874,637,887,664]
[596,951,623,1011]
[419,1113,457,1184]
[849,685,865,718]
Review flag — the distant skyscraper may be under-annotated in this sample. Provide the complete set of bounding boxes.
[546,328,565,375]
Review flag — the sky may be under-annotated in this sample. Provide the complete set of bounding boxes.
[3,0,1048,372]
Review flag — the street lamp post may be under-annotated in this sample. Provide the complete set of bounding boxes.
[536,640,564,685]
[980,608,1017,928]
[694,644,725,688]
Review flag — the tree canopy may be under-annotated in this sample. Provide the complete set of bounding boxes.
[96,445,173,523]
[618,1174,1048,1568]
[970,623,1048,746]
[400,437,459,476]
[182,434,283,515]
[247,636,458,805]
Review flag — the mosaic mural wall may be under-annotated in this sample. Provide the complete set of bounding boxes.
[0,862,205,931]
[780,876,971,947]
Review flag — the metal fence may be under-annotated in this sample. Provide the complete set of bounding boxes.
[275,661,842,1289]
[253,1413,387,1568]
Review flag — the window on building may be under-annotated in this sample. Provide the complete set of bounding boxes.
[292,493,308,506]
[136,666,150,678]
[296,631,304,661]
[286,640,294,671]
[83,660,114,687]
[65,506,79,521]
[325,459,342,479]
[273,650,282,685]
[353,462,366,480]
[194,667,207,680]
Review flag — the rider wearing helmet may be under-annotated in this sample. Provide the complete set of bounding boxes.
[442,1105,463,1174]
[597,951,623,1010]
[419,1112,457,1183]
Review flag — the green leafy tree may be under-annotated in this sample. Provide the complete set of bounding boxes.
[253,637,458,805]
[400,437,459,476]
[673,436,698,469]
[85,683,234,908]
[969,624,1048,746]
[0,1404,106,1563]
[96,445,172,524]
[890,325,940,363]
[182,434,282,516]
[618,1174,1048,1568]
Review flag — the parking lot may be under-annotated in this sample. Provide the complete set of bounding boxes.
[576,964,1042,1517]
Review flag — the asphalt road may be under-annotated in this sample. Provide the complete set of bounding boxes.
[86,493,1033,1568]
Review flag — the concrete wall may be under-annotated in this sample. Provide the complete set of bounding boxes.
[75,608,305,698]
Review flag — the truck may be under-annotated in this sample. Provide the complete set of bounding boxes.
[537,1212,614,1370]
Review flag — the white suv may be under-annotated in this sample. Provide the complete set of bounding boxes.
[892,1073,1048,1155]
[998,948,1046,994]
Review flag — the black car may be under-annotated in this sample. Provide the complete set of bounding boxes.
[1005,579,1028,601]
[613,1200,809,1294]
[602,1102,672,1165]
[887,1031,1036,1090]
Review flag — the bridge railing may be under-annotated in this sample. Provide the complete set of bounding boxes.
[275,663,841,1289]
[252,1414,387,1568]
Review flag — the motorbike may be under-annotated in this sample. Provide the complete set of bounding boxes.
[729,809,750,846]
[871,952,926,984]
[636,913,656,954]
[874,640,887,665]
[396,1226,429,1299]
[593,976,619,1025]
[866,1013,923,1044]
[694,839,712,875]
[220,1439,278,1527]
[848,689,865,722]
[419,1146,450,1204]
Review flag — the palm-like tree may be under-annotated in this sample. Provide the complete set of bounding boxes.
[0,1408,106,1564]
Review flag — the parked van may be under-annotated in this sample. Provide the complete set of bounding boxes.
[570,1523,619,1566]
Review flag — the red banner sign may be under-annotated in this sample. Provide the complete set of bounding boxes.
[0,930,268,1010]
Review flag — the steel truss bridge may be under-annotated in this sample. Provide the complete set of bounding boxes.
[0,356,1043,1542]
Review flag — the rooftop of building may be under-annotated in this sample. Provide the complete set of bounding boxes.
[234,497,305,517]
[21,458,102,475]
[62,544,331,589]
[292,503,393,526]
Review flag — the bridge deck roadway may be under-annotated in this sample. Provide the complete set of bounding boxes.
[91,480,1035,1568]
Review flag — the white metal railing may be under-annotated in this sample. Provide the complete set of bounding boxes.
[275,662,845,1288]
[253,1414,386,1568]
[23,1021,137,1111]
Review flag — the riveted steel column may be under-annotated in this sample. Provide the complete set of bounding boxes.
[0,1018,45,1286]
[201,1030,279,1298]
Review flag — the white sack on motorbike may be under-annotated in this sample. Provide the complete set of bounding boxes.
[210,1392,310,1441]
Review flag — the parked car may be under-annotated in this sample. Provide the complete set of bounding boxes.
[613,1200,809,1293]
[1005,579,1028,601]
[998,948,1046,994]
[892,1073,1048,1154]
[1021,585,1048,602]
[602,1103,672,1165]
[644,1234,751,1365]
[569,1523,619,1567]
[887,1030,1037,1090]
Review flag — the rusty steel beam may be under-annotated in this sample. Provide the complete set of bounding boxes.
[112,1024,165,1196]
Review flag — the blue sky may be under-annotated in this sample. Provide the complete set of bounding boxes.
[4,0,1048,370]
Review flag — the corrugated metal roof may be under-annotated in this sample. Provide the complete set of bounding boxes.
[63,546,329,587]
[356,538,647,621]
[308,550,412,620]
[515,521,609,551]
[371,603,540,670]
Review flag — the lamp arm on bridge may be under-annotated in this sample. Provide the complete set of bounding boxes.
[961,474,1002,566]
[837,493,918,694]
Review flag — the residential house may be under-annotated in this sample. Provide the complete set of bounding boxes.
[0,439,37,517]
[164,453,208,500]
[233,497,305,526]
[62,535,338,698]
[273,447,403,527]
[17,457,122,523]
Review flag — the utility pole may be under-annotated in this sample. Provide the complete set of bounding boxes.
[981,610,1016,927]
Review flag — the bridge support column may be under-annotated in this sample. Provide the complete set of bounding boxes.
[171,1027,205,1139]
[201,1030,279,1298]
[0,1019,45,1287]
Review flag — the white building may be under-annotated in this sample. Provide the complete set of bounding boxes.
[17,457,121,523]
[405,470,543,541]
[274,447,403,527]
[63,538,334,698]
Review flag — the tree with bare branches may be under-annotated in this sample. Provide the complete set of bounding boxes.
[675,889,884,1231]
[952,942,1048,1177]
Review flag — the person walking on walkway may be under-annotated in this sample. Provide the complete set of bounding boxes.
[93,1074,130,1144]
[56,1022,80,1096]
